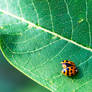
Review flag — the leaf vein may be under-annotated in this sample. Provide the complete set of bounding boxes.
[85,0,91,47]
[18,0,23,17]
[78,55,92,67]
[46,0,54,32]
[0,9,92,52]
[31,42,69,71]
[31,0,39,25]
[2,38,60,54]
[64,0,74,39]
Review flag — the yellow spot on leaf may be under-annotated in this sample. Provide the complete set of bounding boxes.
[0,26,4,29]
[19,32,22,36]
[28,24,32,28]
[52,36,57,39]
[73,89,75,92]
[28,24,35,29]
[49,80,54,85]
[78,19,84,24]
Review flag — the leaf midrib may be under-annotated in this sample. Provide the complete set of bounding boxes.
[0,9,92,52]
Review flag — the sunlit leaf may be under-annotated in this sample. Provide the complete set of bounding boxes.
[0,0,92,92]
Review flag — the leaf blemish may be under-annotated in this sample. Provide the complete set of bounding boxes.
[49,80,54,85]
[78,19,84,24]
[52,36,57,39]
[0,26,4,29]
[28,24,33,29]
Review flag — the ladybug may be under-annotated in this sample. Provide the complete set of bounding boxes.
[61,60,78,76]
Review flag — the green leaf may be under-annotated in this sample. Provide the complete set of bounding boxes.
[0,51,50,92]
[0,0,92,92]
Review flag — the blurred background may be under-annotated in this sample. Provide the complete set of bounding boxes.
[0,51,50,92]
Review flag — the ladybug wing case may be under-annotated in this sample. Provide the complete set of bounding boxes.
[62,67,78,76]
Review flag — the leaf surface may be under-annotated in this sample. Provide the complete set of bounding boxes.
[0,0,92,92]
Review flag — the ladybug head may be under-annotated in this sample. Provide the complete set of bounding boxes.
[61,60,74,68]
[61,63,67,69]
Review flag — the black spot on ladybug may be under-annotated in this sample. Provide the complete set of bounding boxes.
[71,74,73,76]
[61,60,78,76]
[63,70,65,73]
[67,70,69,76]
[66,63,73,67]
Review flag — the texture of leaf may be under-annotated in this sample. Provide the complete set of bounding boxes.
[0,0,92,92]
[0,51,49,92]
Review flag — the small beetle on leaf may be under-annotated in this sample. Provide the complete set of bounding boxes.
[61,60,78,76]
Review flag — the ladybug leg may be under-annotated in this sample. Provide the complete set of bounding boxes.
[75,68,78,73]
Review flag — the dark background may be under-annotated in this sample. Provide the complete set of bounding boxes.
[0,51,50,92]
